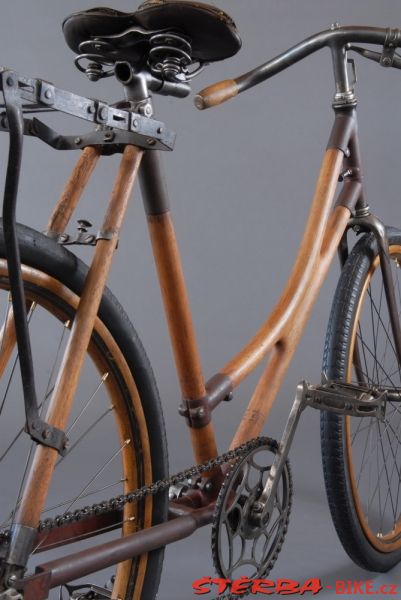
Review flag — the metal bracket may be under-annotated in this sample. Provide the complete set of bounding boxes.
[178,396,211,428]
[0,69,175,151]
[380,28,401,67]
[61,583,112,599]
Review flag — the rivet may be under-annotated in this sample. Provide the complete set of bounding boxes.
[44,89,52,99]
[99,106,108,120]
[74,137,82,145]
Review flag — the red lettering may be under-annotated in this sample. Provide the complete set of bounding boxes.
[299,578,323,595]
[275,579,300,595]
[193,577,212,595]
[336,581,345,594]
[353,581,364,594]
[381,584,398,595]
[232,577,252,595]
[192,577,231,595]
[251,579,275,595]
[365,580,374,595]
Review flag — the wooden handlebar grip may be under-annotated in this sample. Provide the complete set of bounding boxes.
[194,79,239,110]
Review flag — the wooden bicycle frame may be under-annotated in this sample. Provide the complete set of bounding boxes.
[6,106,368,597]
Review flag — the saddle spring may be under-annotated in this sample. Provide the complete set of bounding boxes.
[148,32,205,82]
[74,39,116,81]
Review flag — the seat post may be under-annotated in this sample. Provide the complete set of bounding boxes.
[115,62,154,117]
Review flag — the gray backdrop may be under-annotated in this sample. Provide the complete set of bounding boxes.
[2,1,401,598]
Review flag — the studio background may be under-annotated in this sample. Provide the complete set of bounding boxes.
[1,1,401,598]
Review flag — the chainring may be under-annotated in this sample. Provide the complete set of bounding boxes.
[211,437,292,581]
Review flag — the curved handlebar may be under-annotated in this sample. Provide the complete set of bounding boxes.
[195,26,400,110]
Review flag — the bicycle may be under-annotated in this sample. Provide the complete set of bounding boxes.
[1,1,401,598]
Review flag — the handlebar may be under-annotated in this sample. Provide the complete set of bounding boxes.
[194,25,401,110]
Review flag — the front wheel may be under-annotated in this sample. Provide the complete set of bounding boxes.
[321,227,401,571]
[0,222,168,599]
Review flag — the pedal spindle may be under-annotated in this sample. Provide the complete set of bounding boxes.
[149,32,192,81]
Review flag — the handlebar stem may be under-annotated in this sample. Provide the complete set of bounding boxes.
[331,42,356,107]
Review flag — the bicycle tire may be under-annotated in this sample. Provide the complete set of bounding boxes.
[0,221,168,599]
[321,227,401,571]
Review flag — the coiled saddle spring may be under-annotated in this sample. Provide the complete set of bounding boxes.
[148,32,205,82]
[75,39,116,81]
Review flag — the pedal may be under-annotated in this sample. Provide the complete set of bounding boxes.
[302,380,386,420]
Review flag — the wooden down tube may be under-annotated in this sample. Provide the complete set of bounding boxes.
[15,145,143,530]
[226,148,348,447]
[0,146,101,378]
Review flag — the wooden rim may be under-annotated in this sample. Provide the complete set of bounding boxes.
[345,245,401,553]
[0,261,152,598]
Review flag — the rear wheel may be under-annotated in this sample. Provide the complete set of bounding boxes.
[321,228,401,571]
[0,223,168,599]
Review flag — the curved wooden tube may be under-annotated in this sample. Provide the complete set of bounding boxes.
[231,205,351,447]
[222,148,344,387]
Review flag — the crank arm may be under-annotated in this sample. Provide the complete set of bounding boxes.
[253,382,305,524]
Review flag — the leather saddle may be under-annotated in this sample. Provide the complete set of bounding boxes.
[63,0,242,68]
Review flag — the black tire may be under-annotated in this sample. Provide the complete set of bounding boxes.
[321,227,401,571]
[0,222,168,599]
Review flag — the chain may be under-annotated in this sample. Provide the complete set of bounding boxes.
[0,438,265,541]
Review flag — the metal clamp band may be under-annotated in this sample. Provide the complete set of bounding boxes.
[380,28,401,67]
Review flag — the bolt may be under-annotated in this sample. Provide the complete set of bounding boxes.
[63,439,70,450]
[157,126,164,134]
[87,104,95,114]
[6,76,14,87]
[30,421,36,430]
[196,407,205,418]
[382,57,392,67]
[74,137,82,145]
[204,481,213,492]
[44,89,52,99]
[353,224,361,233]
[344,147,351,158]
[42,428,51,440]
[104,131,114,141]
[132,119,139,129]
[143,103,153,118]
[146,138,156,146]
[252,501,264,513]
